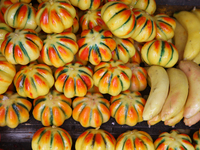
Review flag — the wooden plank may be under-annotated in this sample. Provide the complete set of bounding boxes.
[155,0,200,6]
[155,5,195,16]
[0,116,198,141]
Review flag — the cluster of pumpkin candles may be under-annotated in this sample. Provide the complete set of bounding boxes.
[1,0,200,149]
[0,0,178,129]
[31,127,200,150]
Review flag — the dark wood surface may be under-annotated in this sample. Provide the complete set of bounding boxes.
[155,0,200,6]
[1,0,200,149]
[0,113,199,150]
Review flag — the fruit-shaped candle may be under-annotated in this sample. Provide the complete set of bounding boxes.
[76,128,116,150]
[101,1,136,38]
[0,61,16,94]
[141,40,179,68]
[112,37,136,63]
[14,62,54,99]
[93,60,132,96]
[36,0,76,33]
[78,25,116,65]
[193,129,200,150]
[154,14,176,41]
[0,91,32,128]
[1,29,43,65]
[125,63,147,91]
[4,2,38,30]
[154,130,194,150]
[80,8,107,30]
[119,0,156,15]
[54,62,93,98]
[32,126,72,150]
[131,8,156,42]
[69,0,102,10]
[72,92,110,128]
[33,90,72,126]
[110,90,146,126]
[116,129,154,150]
[41,32,78,68]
